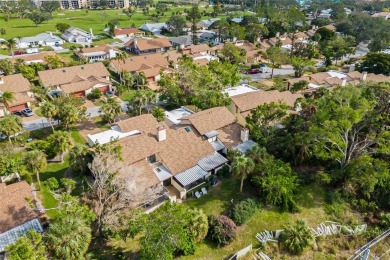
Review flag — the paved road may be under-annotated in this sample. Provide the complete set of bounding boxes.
[242,67,295,81]
[23,118,58,132]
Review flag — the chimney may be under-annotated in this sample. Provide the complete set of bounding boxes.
[361,72,367,81]
[276,32,280,37]
[341,78,347,86]
[240,127,249,143]
[312,25,315,30]
[157,126,166,142]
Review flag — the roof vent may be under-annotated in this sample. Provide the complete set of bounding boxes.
[185,127,191,132]
[62,69,66,73]
[81,66,84,70]
[144,56,147,59]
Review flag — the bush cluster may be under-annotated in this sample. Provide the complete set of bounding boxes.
[230,198,259,226]
[207,215,236,246]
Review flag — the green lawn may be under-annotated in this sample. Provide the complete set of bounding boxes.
[70,128,87,144]
[0,5,224,40]
[119,90,136,101]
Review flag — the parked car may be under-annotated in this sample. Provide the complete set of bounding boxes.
[246,68,261,74]
[12,111,23,117]
[13,51,24,56]
[21,108,34,117]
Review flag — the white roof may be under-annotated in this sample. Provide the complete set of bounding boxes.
[308,83,321,89]
[327,70,347,79]
[139,23,167,32]
[87,128,140,146]
[15,33,62,43]
[223,84,259,97]
[165,106,194,125]
[231,17,243,24]
[153,164,172,181]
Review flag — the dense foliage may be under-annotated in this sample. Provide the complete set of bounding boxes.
[207,215,237,246]
[230,198,259,226]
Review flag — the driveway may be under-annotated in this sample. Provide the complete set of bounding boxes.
[242,66,295,82]
[22,117,58,132]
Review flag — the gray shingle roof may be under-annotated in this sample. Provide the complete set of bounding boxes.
[197,152,228,172]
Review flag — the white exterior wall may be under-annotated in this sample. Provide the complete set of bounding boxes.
[171,178,186,199]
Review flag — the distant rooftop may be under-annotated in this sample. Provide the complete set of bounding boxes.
[223,84,259,97]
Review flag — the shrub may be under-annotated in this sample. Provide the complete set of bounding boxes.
[87,88,102,100]
[280,220,314,255]
[230,198,259,225]
[207,215,236,246]
[216,165,230,178]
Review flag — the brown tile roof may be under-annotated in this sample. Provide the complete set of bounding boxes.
[114,114,214,175]
[193,58,210,66]
[185,44,211,54]
[110,53,169,72]
[159,126,214,175]
[309,72,332,84]
[366,73,390,82]
[38,62,109,87]
[125,38,172,51]
[323,24,336,31]
[324,77,342,86]
[181,107,237,135]
[0,74,34,107]
[114,28,143,36]
[346,71,362,81]
[0,181,39,233]
[231,90,303,112]
[8,51,59,64]
[163,50,182,64]
[246,49,260,59]
[218,122,243,149]
[142,66,163,78]
[79,45,118,55]
[131,159,161,188]
[60,76,111,94]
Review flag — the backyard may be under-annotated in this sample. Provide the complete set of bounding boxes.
[89,176,379,260]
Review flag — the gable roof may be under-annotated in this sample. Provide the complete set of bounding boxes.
[0,181,39,233]
[0,74,30,94]
[125,38,172,51]
[180,107,237,135]
[60,76,111,94]
[139,23,167,32]
[168,35,192,46]
[110,53,169,72]
[114,28,143,36]
[15,33,62,44]
[231,90,303,112]
[184,44,211,54]
[38,62,109,87]
[8,51,59,64]
[79,45,117,55]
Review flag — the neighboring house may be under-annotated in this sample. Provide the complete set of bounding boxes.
[229,90,303,125]
[0,181,43,253]
[124,38,172,54]
[8,51,60,65]
[286,70,390,91]
[199,32,219,45]
[181,44,211,55]
[109,53,169,90]
[14,32,64,49]
[87,108,252,202]
[0,74,35,116]
[113,28,145,38]
[38,62,113,97]
[168,35,193,48]
[35,0,129,9]
[200,18,220,29]
[139,23,167,34]
[372,12,390,20]
[62,27,94,44]
[78,45,119,63]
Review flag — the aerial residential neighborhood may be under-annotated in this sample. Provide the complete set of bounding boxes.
[0,0,389,259]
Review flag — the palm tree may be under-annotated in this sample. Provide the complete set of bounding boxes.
[40,102,57,133]
[99,97,123,123]
[45,215,92,259]
[114,51,128,84]
[134,71,147,88]
[0,115,23,143]
[0,90,15,112]
[25,150,47,190]
[152,107,165,122]
[231,154,255,193]
[145,90,156,113]
[280,220,314,255]
[69,144,90,174]
[129,90,147,115]
[6,39,16,57]
[47,131,72,162]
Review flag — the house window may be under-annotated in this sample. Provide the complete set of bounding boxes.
[147,154,157,163]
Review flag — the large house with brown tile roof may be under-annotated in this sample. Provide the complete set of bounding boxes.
[87,108,255,202]
[77,45,120,63]
[8,51,61,65]
[0,181,43,252]
[125,38,172,55]
[229,90,303,125]
[109,53,170,90]
[38,62,113,97]
[114,28,145,38]
[0,74,35,116]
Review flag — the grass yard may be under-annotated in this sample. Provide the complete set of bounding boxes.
[119,90,137,101]
[98,177,369,259]
[0,4,228,40]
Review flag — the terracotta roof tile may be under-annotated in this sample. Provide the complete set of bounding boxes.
[114,28,143,36]
[8,51,59,64]
[184,44,211,54]
[0,181,39,233]
[60,76,111,94]
[181,107,237,135]
[231,90,303,112]
[79,45,118,55]
[38,62,109,87]
[110,53,169,72]
[0,74,34,107]
[124,38,172,51]
[218,123,243,149]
